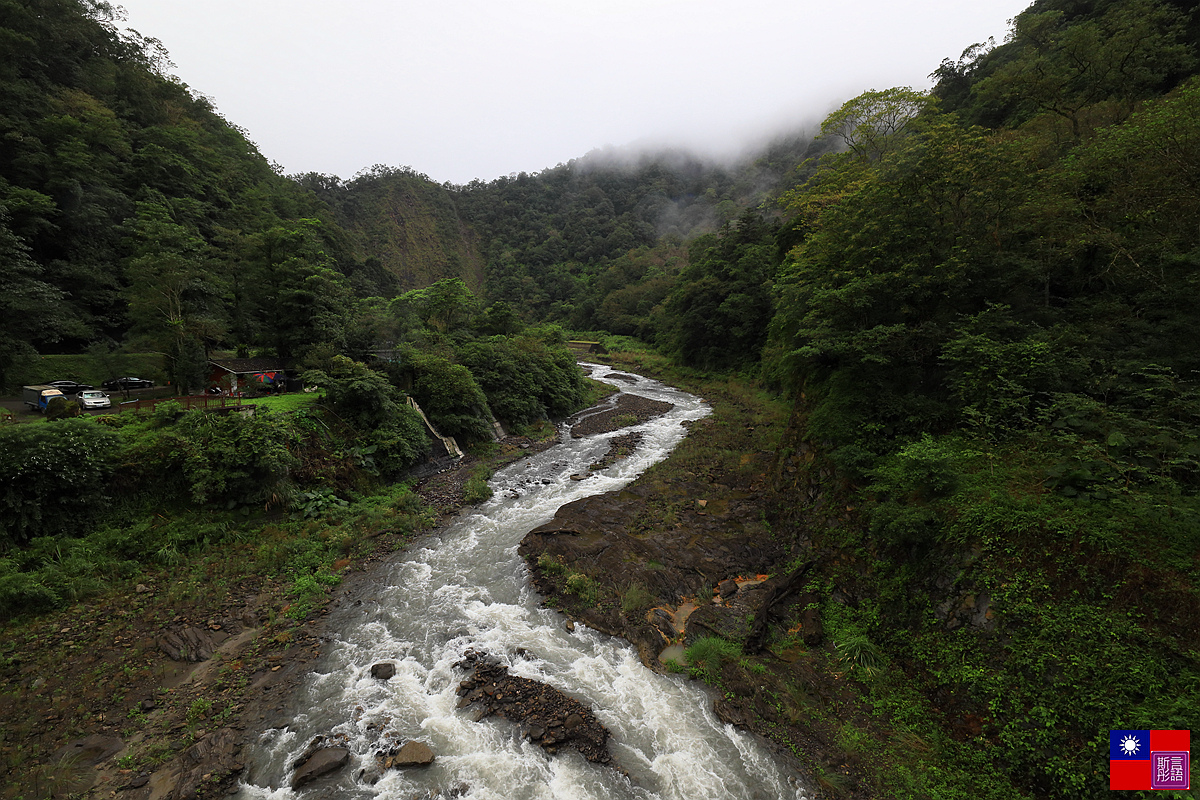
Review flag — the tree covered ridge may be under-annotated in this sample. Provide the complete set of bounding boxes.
[1,0,822,391]
[752,4,1200,797]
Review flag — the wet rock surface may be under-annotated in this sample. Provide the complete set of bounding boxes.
[380,739,435,768]
[370,661,396,679]
[519,478,787,663]
[454,650,612,765]
[172,727,241,799]
[568,393,675,438]
[291,738,350,789]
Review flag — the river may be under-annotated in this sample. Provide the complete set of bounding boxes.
[235,364,811,800]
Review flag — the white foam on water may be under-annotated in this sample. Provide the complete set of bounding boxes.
[235,366,811,800]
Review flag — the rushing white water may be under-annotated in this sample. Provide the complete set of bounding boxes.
[236,365,811,800]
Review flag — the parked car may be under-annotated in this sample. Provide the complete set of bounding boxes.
[22,385,65,412]
[76,390,112,409]
[45,380,93,395]
[101,377,154,390]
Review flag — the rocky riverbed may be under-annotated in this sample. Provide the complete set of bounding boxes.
[0,369,879,799]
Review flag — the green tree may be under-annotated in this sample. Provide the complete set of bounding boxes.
[973,0,1194,136]
[393,277,480,334]
[818,87,932,161]
[768,116,1040,455]
[121,201,226,393]
[251,219,352,364]
[660,211,780,371]
[0,211,78,390]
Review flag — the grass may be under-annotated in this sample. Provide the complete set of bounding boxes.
[684,636,742,684]
[619,583,655,616]
[564,572,602,605]
[463,465,494,504]
[245,393,323,413]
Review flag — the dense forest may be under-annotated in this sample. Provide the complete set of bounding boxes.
[2,0,1200,798]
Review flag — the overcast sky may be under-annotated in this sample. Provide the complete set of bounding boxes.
[114,0,1031,185]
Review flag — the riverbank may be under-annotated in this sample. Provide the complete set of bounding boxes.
[0,418,573,799]
[0,376,722,799]
[0,365,878,799]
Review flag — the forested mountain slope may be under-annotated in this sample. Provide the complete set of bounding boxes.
[2,1,1199,797]
[0,0,819,391]
[0,0,359,389]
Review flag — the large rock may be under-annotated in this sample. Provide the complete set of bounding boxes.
[169,727,240,800]
[520,480,789,664]
[292,746,350,789]
[48,734,124,797]
[52,733,124,766]
[370,662,396,679]
[379,740,435,769]
[454,651,612,764]
[157,626,218,662]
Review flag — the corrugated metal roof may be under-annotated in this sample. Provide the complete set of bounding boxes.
[208,358,287,374]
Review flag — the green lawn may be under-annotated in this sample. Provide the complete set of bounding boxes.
[247,393,324,413]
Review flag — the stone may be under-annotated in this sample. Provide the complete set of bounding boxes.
[391,740,435,767]
[454,655,612,764]
[291,746,350,789]
[52,733,124,767]
[157,626,217,662]
[170,727,240,800]
[370,662,396,680]
[800,607,824,645]
[717,579,738,599]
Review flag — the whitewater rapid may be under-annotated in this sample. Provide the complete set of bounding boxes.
[235,364,811,800]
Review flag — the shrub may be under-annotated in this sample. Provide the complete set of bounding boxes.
[302,355,397,429]
[409,352,493,442]
[0,419,118,547]
[125,408,301,507]
[457,334,589,426]
[564,571,601,605]
[368,405,432,478]
[462,471,493,504]
[685,636,742,683]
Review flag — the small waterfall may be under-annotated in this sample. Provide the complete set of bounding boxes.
[236,365,811,800]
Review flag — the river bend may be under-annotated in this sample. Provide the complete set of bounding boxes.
[236,364,810,800]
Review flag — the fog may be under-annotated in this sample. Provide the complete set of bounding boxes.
[113,0,1032,185]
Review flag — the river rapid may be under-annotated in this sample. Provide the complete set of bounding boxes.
[236,365,811,800]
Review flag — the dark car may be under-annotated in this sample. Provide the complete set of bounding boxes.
[45,380,94,396]
[101,377,154,390]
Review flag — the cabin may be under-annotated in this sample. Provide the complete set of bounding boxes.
[207,358,289,396]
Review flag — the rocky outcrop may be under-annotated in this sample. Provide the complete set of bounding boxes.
[171,728,240,800]
[157,626,220,662]
[567,393,674,438]
[520,480,788,663]
[454,651,612,764]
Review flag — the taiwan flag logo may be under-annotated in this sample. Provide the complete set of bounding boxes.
[1110,730,1190,790]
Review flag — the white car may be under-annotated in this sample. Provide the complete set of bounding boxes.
[77,390,112,409]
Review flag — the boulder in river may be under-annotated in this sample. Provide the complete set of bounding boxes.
[379,740,435,769]
[370,661,396,679]
[292,745,350,789]
[454,650,612,765]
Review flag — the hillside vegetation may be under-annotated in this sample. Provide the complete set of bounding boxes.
[1,0,1199,798]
